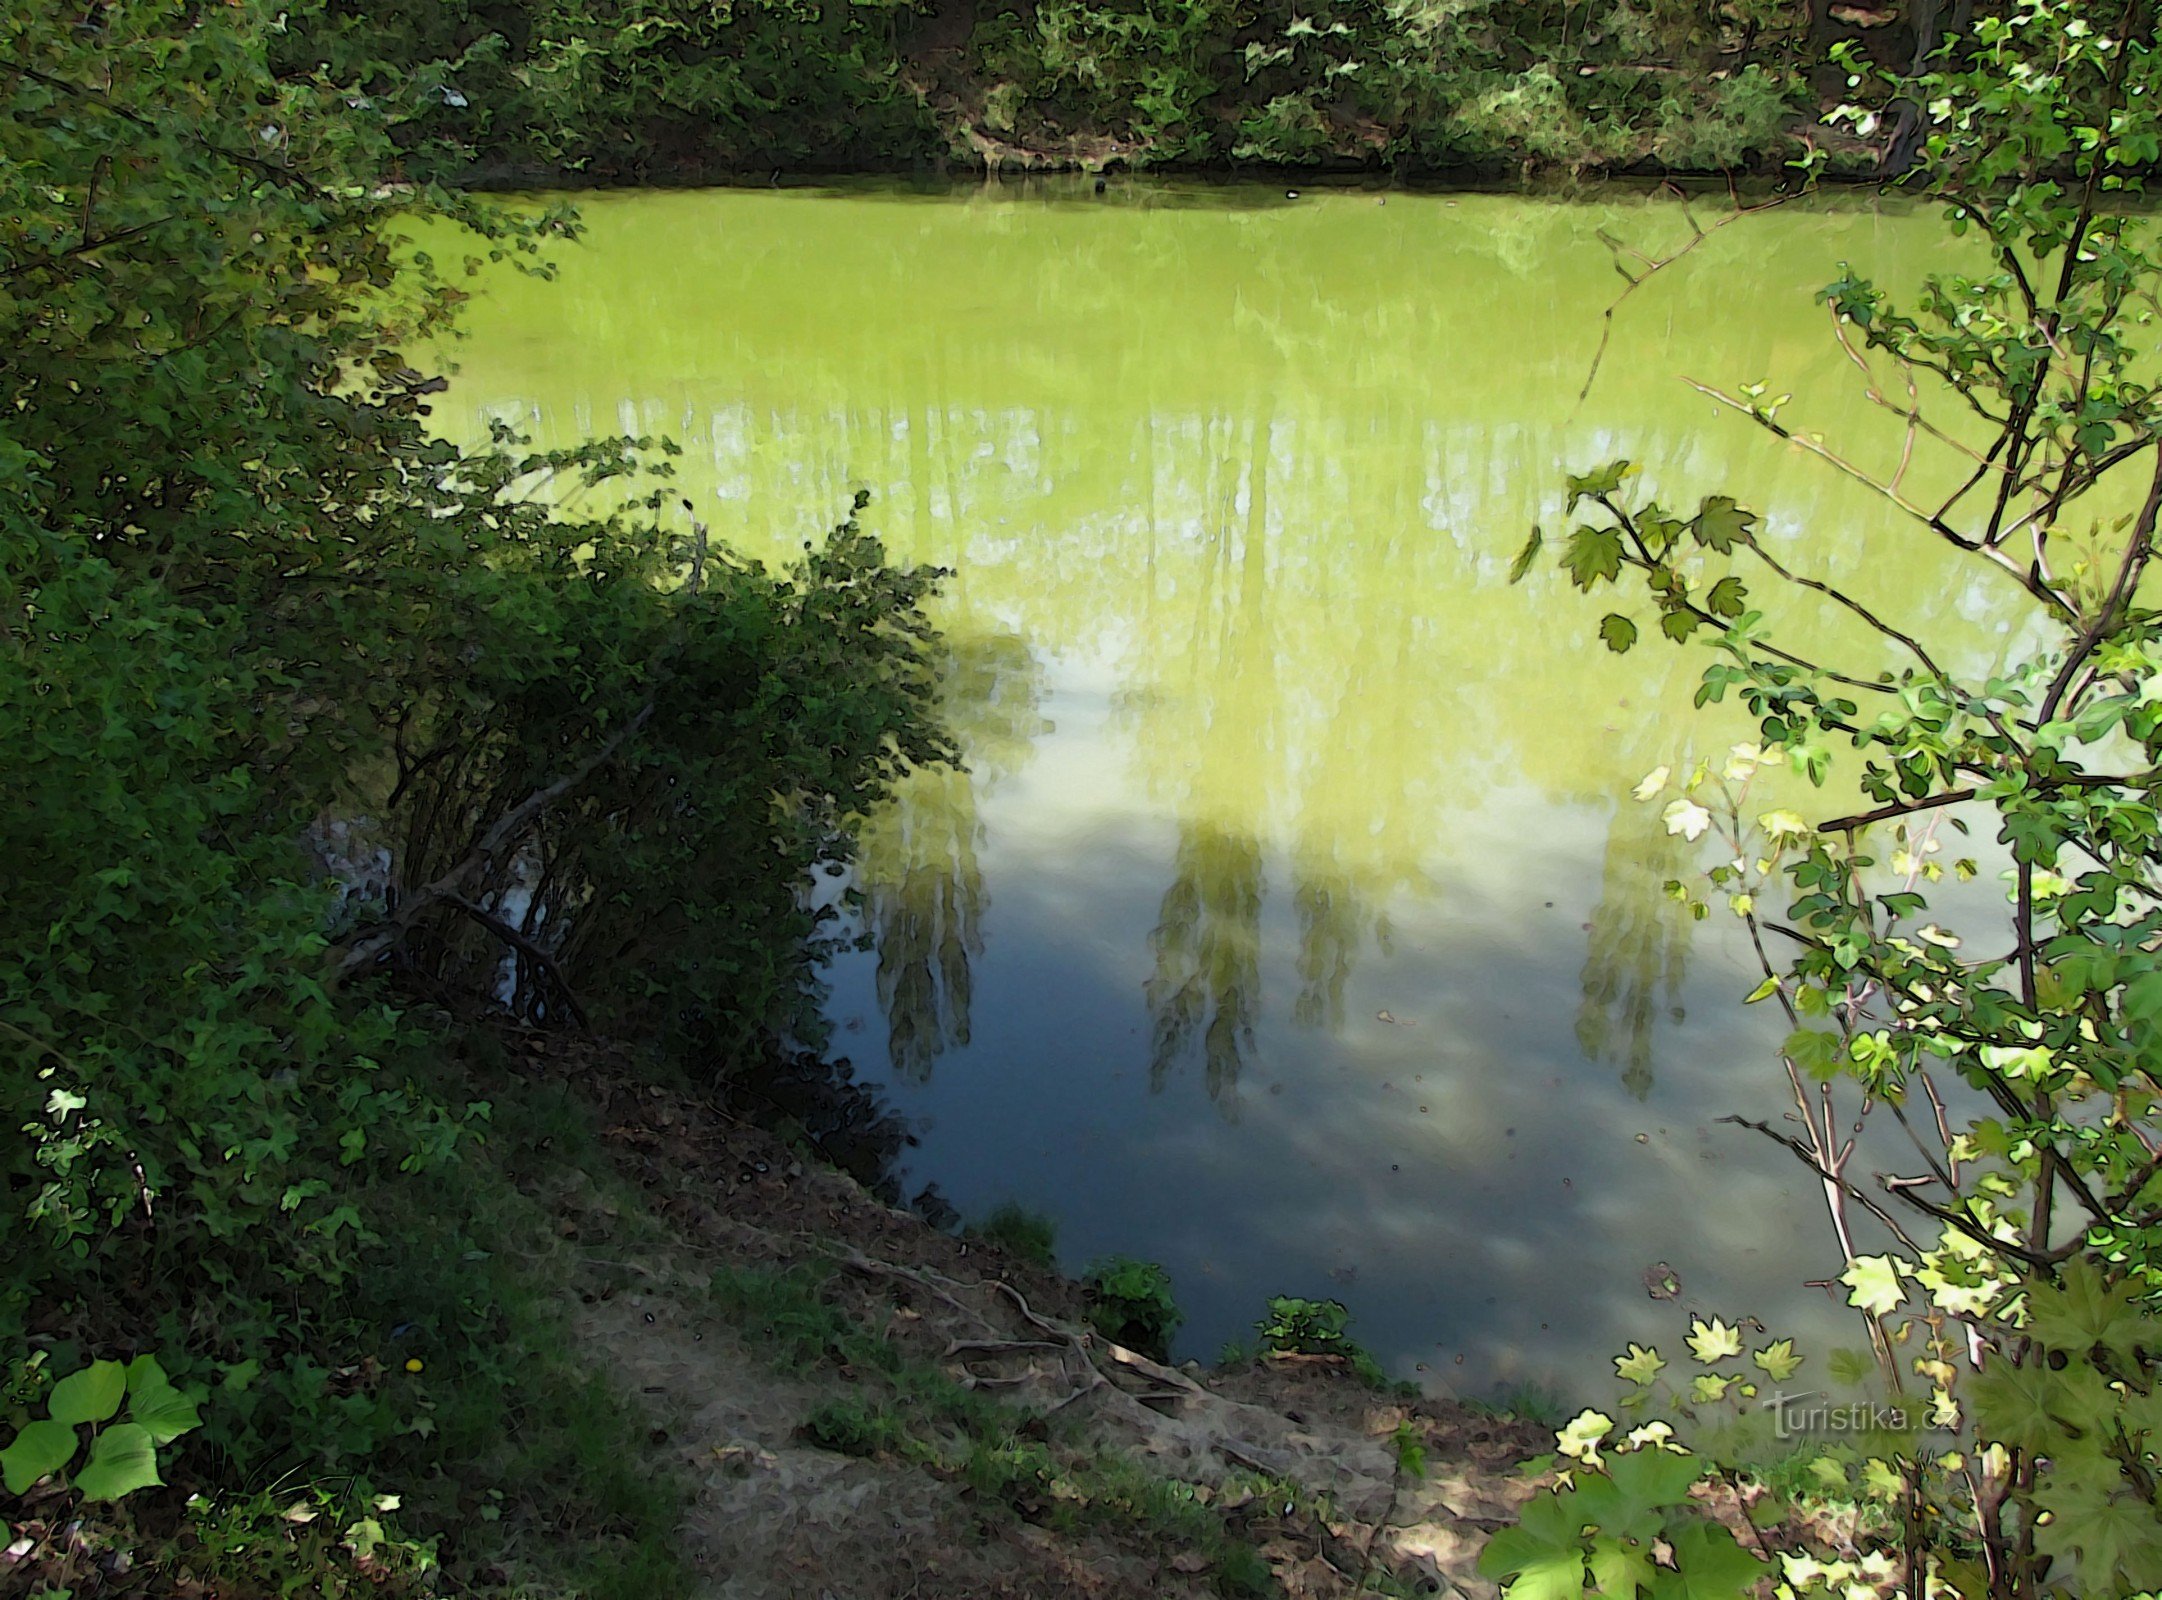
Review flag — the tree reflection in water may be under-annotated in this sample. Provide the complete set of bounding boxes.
[1145,823,1264,1114]
[1574,799,1691,1100]
[856,630,1049,1081]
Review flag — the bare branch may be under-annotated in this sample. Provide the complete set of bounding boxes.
[442,892,589,1028]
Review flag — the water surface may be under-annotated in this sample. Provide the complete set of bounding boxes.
[432,179,2019,1396]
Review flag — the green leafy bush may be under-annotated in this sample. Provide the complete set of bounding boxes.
[2,3,944,1588]
[1255,1294,1399,1389]
[267,0,1833,179]
[802,1396,919,1459]
[1499,4,2162,1593]
[1,1354,202,1503]
[969,1202,1060,1267]
[1254,1295,1352,1355]
[1083,1256,1182,1359]
[1481,1447,1758,1600]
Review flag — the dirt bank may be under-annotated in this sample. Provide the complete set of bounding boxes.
[516,1034,1551,1598]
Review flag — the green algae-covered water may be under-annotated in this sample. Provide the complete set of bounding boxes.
[430,180,2020,1395]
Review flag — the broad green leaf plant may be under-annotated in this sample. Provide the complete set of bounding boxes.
[1,1354,202,1504]
[1502,2,2162,1594]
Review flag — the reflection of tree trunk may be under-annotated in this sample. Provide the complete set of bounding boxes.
[1292,854,1359,1030]
[1575,806,1692,1101]
[1144,402,1277,1118]
[1143,410,1160,609]
[1236,403,1272,662]
[1145,825,1263,1114]
[861,633,1048,1081]
[1290,440,1411,1029]
[869,770,984,1083]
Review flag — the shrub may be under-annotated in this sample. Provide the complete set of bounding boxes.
[1496,5,2162,1593]
[1083,1256,1182,1359]
[1255,1295,1397,1389]
[2,4,944,1586]
[970,1202,1060,1268]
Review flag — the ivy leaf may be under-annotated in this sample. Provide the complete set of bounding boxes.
[1599,614,1638,654]
[1508,525,1544,585]
[1686,1318,1742,1363]
[48,1360,127,1427]
[1692,495,1756,553]
[1840,1255,1907,1317]
[72,1423,161,1503]
[1,1418,80,1496]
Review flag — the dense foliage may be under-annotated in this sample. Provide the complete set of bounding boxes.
[1498,1,2162,1594]
[270,0,1970,180]
[3,0,945,1583]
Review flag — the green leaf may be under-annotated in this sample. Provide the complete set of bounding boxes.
[1750,1340,1802,1382]
[72,1423,161,1503]
[123,1357,203,1447]
[1686,1318,1741,1363]
[1614,1343,1665,1386]
[1703,575,1747,619]
[2001,807,2063,868]
[1692,495,1756,553]
[1586,1536,1656,1599]
[48,1361,126,1427]
[1599,614,1638,654]
[1,1418,80,1495]
[1783,1028,1843,1081]
[1566,460,1632,508]
[2033,1464,2162,1592]
[1563,525,1624,591]
[1602,1447,1702,1515]
[1972,1361,2072,1453]
[2026,1257,2160,1368]
[1840,1255,1907,1317]
[1480,1493,1592,1600]
[1667,1521,1769,1600]
[1480,1532,1586,1600]
[1508,525,1544,584]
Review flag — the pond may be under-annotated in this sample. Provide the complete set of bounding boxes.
[430,178,2022,1399]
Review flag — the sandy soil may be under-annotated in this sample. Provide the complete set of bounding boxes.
[531,1040,1553,1599]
